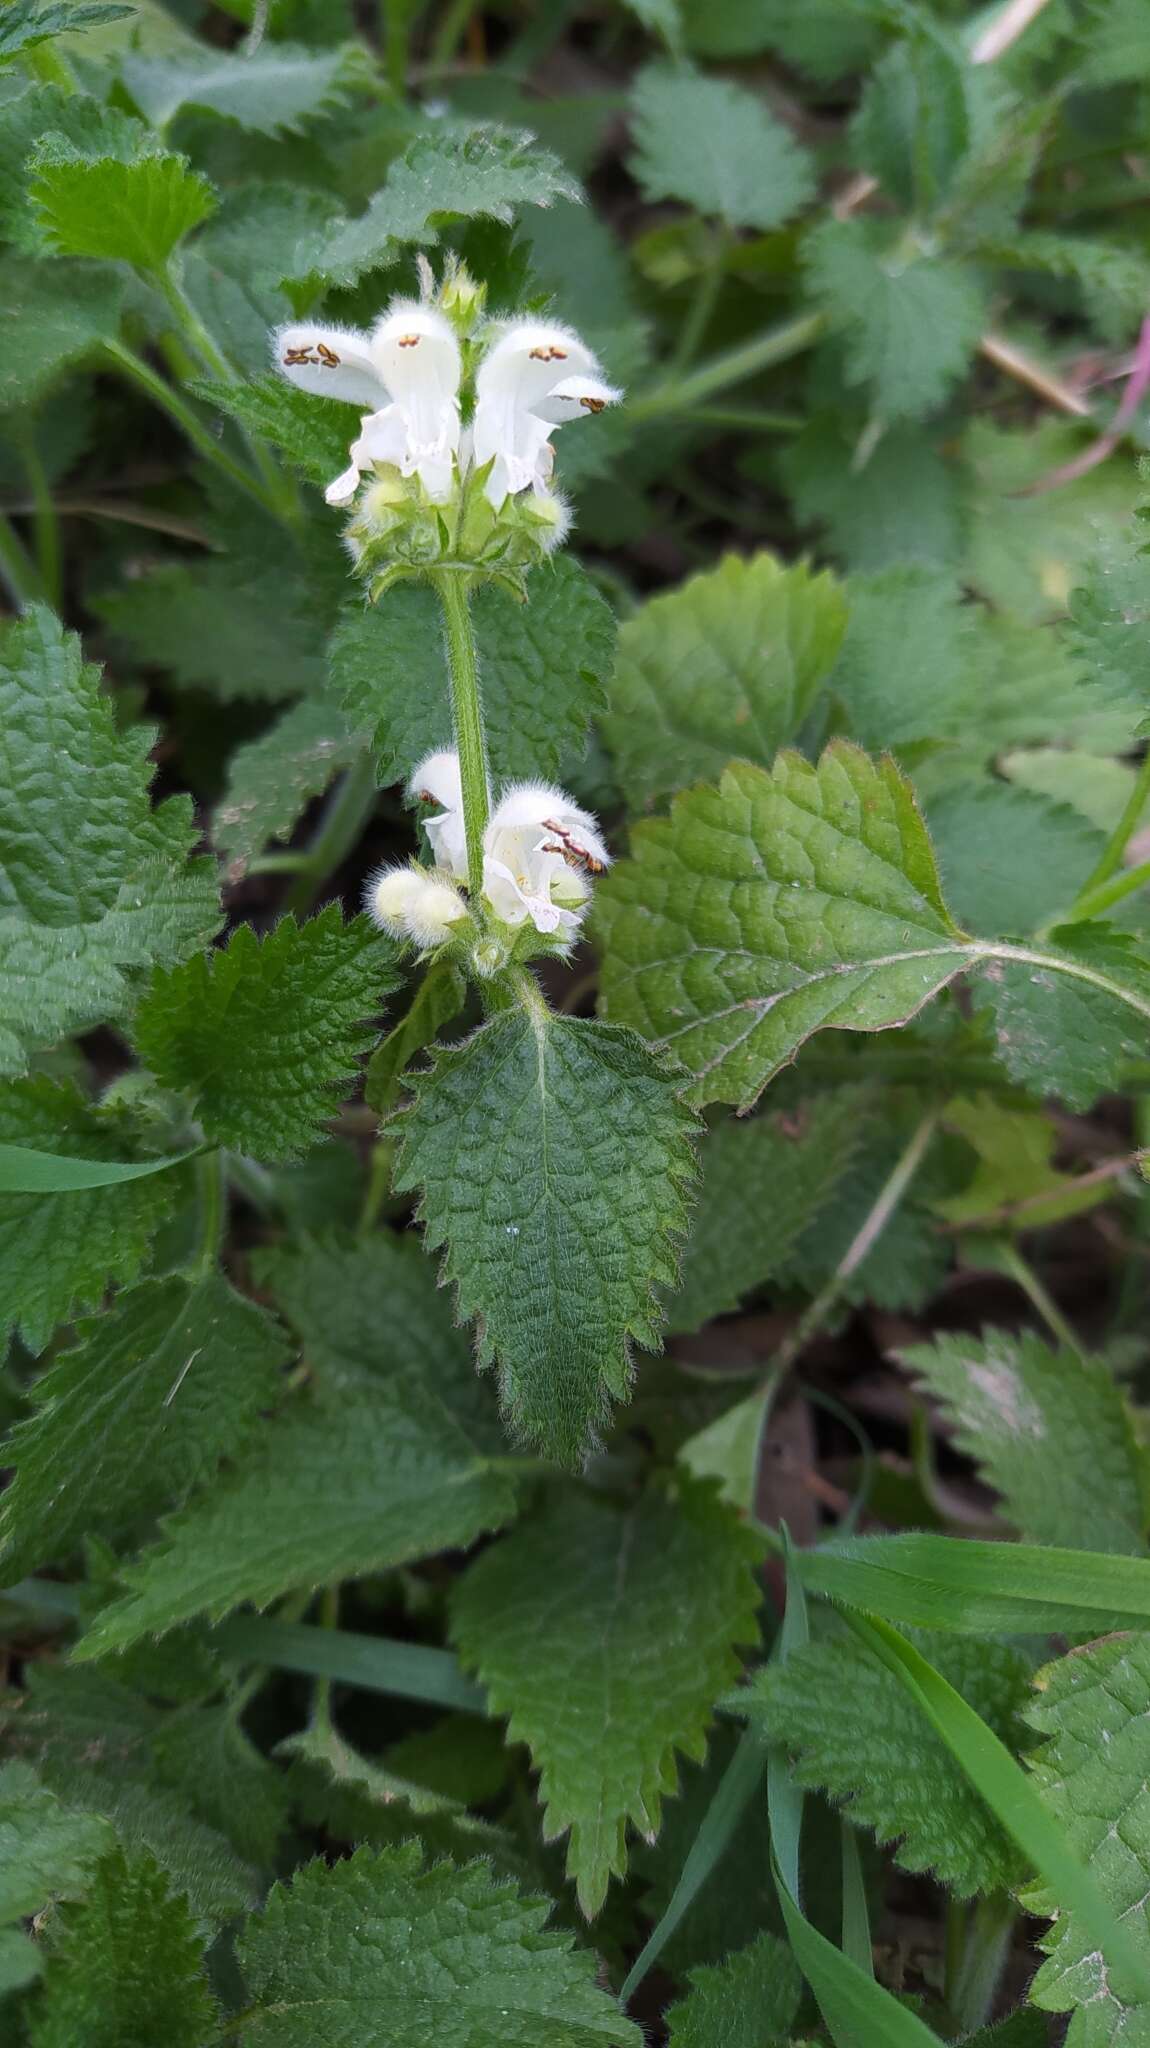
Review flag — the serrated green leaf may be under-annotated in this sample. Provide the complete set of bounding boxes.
[452,1481,760,1915]
[30,137,216,270]
[926,781,1105,937]
[214,702,360,876]
[364,959,467,1117]
[595,743,966,1110]
[395,1004,697,1463]
[0,1924,40,1993]
[290,122,581,289]
[0,0,132,63]
[974,613,1139,758]
[0,1077,182,1350]
[665,1932,803,2047]
[238,1843,639,2047]
[1001,749,1146,840]
[805,221,985,420]
[330,556,616,789]
[735,1626,1030,1896]
[1023,1633,1150,2043]
[28,1845,216,2048]
[775,1097,952,1312]
[74,1235,518,1655]
[962,419,1140,625]
[935,1095,1110,1232]
[0,85,141,251]
[0,1273,290,1580]
[1067,522,1150,708]
[96,552,334,703]
[668,1088,870,1333]
[776,412,962,573]
[829,566,981,752]
[0,252,123,412]
[153,1706,287,1867]
[281,1717,520,1877]
[601,553,846,806]
[120,41,363,137]
[903,1330,1144,1552]
[134,910,397,1162]
[852,32,975,214]
[0,608,220,1072]
[972,922,1150,1111]
[0,1761,113,1920]
[190,374,353,487]
[627,64,814,229]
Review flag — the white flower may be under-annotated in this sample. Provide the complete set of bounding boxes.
[407,753,610,936]
[366,863,467,947]
[274,301,462,506]
[408,749,470,878]
[471,321,621,507]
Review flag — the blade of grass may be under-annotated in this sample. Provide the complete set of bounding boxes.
[0,1143,198,1192]
[792,1530,1150,1634]
[212,1616,486,1715]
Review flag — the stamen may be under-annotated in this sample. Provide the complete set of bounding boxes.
[398,334,422,348]
[316,343,341,368]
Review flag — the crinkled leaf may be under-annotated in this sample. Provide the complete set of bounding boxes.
[96,549,336,704]
[0,1761,113,1920]
[734,1626,1031,1896]
[595,743,967,1110]
[904,1330,1144,1553]
[962,419,1141,625]
[805,220,985,420]
[28,1845,216,2048]
[237,1843,639,2047]
[1067,522,1150,711]
[0,1,132,62]
[972,922,1150,1112]
[330,557,616,788]
[120,41,364,137]
[75,1235,518,1655]
[395,1008,697,1464]
[0,1076,180,1351]
[214,701,360,876]
[30,136,216,270]
[452,1481,761,1916]
[1024,1633,1150,2042]
[628,64,814,229]
[665,1932,803,2048]
[602,553,846,806]
[134,910,397,1162]
[926,781,1105,938]
[829,566,982,752]
[776,412,962,574]
[190,374,354,487]
[0,252,123,412]
[153,1706,287,1867]
[0,1273,290,1580]
[0,608,220,1071]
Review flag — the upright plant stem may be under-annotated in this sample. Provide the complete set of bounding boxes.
[1068,746,1150,907]
[194,1150,226,1280]
[103,340,276,513]
[19,427,61,609]
[997,1241,1085,1358]
[157,267,298,522]
[0,512,46,610]
[433,571,490,899]
[283,750,379,916]
[630,310,827,423]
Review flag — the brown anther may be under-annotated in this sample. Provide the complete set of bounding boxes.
[316,342,341,367]
[398,334,421,348]
[580,396,606,413]
[283,347,317,366]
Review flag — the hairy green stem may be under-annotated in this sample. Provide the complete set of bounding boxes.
[630,310,827,423]
[17,426,61,608]
[433,571,490,899]
[380,0,414,89]
[996,1241,1085,1358]
[1063,856,1150,926]
[0,511,46,610]
[283,750,379,916]
[1067,745,1150,906]
[193,1149,226,1279]
[670,229,731,374]
[103,339,277,513]
[158,267,298,520]
[430,0,477,69]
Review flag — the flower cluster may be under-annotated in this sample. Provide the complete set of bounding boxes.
[274,280,619,589]
[367,749,611,958]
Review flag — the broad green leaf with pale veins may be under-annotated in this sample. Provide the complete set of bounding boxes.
[0,1076,180,1350]
[972,922,1150,1112]
[665,1933,803,2047]
[76,1235,518,1656]
[904,1331,1144,1553]
[805,220,985,420]
[602,553,846,805]
[213,702,360,876]
[628,65,814,229]
[0,1761,112,1919]
[237,1844,639,2047]
[1024,1633,1150,2043]
[30,136,216,270]
[28,1846,216,2048]
[0,1274,290,1580]
[734,1626,1031,1896]
[330,557,616,789]
[395,1004,697,1463]
[0,255,123,409]
[595,743,967,1110]
[451,1482,761,1916]
[134,910,397,1162]
[120,42,363,137]
[0,608,220,1072]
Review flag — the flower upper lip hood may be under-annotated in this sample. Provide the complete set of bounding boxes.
[472,321,622,508]
[408,751,611,938]
[274,300,462,505]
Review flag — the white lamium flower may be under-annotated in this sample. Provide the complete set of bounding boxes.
[482,783,611,937]
[366,863,467,946]
[471,322,621,507]
[274,302,462,506]
[408,749,469,880]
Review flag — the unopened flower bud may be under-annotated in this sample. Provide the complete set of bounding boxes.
[440,262,486,336]
[366,864,467,948]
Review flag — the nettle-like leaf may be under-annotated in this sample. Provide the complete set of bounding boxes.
[627,64,814,229]
[0,88,142,250]
[29,1845,216,2048]
[281,1720,518,1878]
[0,1274,290,1581]
[97,553,334,705]
[30,134,217,271]
[364,959,466,1118]
[77,1236,519,1655]
[214,702,360,877]
[153,1707,287,1868]
[665,1933,804,2048]
[290,123,582,291]
[0,1761,113,1920]
[0,608,220,1072]
[134,911,398,1163]
[237,1844,639,2048]
[1067,522,1150,710]
[0,251,124,408]
[601,553,846,806]
[119,42,365,138]
[329,557,616,789]
[667,1088,871,1333]
[594,743,1150,1111]
[395,1006,697,1464]
[935,1095,1111,1233]
[1024,1633,1150,2043]
[904,1331,1145,1553]
[777,1094,953,1312]
[927,781,1105,939]
[0,1076,181,1351]
[0,1,132,62]
[777,411,962,575]
[191,375,354,487]
[829,565,982,752]
[805,219,985,419]
[736,1626,1031,1897]
[452,1481,761,1916]
[962,419,1141,626]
